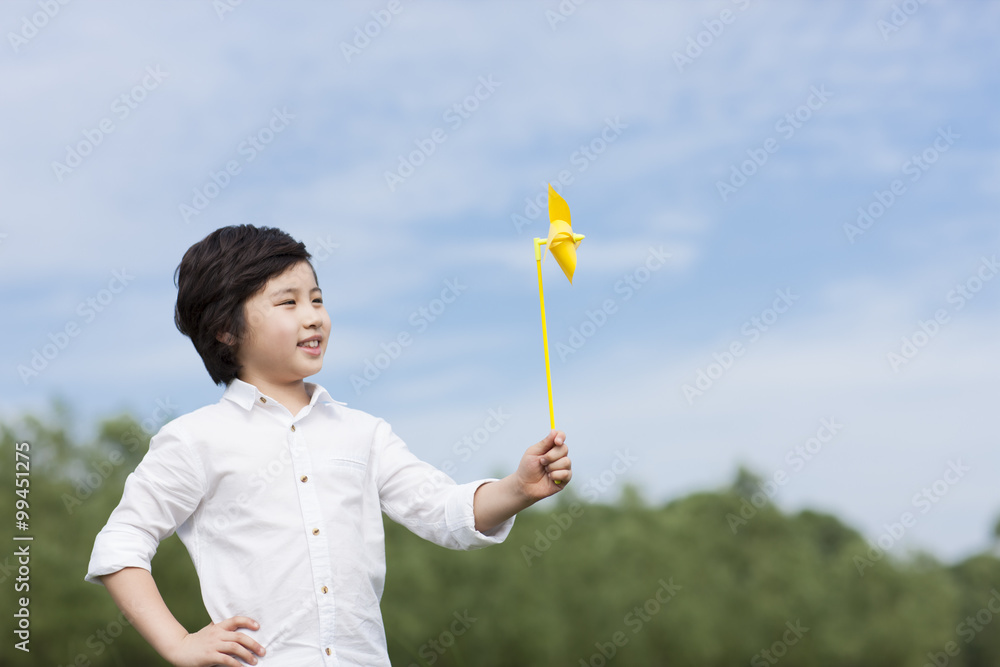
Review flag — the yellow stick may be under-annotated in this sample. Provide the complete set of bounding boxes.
[535,237,562,484]
[535,245,555,430]
[533,232,584,431]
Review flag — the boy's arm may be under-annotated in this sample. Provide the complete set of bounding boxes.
[473,429,572,534]
[99,567,265,667]
[86,423,265,666]
[98,567,188,660]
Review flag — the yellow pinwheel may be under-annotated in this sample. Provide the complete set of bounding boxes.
[533,185,585,476]
[542,184,583,283]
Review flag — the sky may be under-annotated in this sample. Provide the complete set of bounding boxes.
[2,0,999,565]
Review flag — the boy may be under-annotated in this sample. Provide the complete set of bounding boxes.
[85,224,572,666]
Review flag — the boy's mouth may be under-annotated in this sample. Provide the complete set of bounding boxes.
[297,336,322,354]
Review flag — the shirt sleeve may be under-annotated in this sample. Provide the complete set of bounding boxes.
[84,420,207,585]
[373,418,515,550]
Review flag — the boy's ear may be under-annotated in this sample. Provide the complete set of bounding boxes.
[216,331,236,346]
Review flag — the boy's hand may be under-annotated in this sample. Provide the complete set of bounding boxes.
[166,616,266,667]
[515,429,572,501]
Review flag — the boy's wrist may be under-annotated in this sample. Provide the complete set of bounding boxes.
[473,475,536,534]
[498,474,538,512]
[155,625,190,665]
[507,473,538,505]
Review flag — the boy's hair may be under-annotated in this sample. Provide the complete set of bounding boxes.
[174,224,316,386]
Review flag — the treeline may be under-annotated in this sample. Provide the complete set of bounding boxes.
[2,403,999,666]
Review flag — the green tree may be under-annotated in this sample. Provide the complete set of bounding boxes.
[4,402,1000,666]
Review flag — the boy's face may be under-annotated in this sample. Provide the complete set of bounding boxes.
[234,260,330,385]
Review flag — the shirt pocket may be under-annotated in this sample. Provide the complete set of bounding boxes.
[318,456,368,501]
[318,456,370,538]
[323,456,368,474]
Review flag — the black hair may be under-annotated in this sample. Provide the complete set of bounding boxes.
[173,225,315,385]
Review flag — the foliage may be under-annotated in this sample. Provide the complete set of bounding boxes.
[0,404,997,666]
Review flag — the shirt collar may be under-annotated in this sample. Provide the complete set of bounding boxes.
[222,377,348,412]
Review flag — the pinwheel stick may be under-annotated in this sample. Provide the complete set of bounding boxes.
[534,233,585,484]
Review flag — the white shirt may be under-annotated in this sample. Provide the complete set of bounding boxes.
[85,378,515,666]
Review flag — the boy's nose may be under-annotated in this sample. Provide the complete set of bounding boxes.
[302,310,325,328]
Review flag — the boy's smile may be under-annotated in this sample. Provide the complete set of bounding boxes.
[233,260,330,393]
[297,334,322,356]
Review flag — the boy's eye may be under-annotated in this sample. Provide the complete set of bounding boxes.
[313,298,323,304]
[280,300,294,305]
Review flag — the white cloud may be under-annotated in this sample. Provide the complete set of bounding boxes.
[3,0,998,565]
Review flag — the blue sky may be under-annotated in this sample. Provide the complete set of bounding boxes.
[3,0,999,564]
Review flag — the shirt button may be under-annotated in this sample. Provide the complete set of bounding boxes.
[325,648,331,656]
[312,528,320,535]
[259,397,266,403]
[291,425,296,432]
[321,586,328,594]
[300,475,308,483]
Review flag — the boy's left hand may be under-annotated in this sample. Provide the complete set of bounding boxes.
[515,429,572,501]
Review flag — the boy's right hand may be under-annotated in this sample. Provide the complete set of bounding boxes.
[166,616,266,667]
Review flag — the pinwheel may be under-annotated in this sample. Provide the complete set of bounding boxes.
[533,185,584,482]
